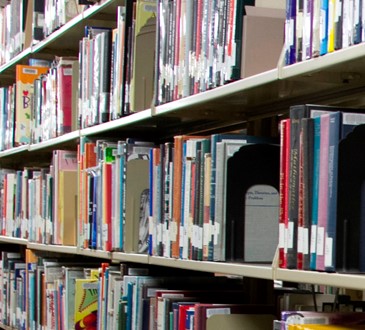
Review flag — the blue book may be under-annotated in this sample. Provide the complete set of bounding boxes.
[148,148,154,256]
[126,282,134,330]
[310,116,321,270]
[319,0,329,55]
[285,0,297,65]
[91,171,98,249]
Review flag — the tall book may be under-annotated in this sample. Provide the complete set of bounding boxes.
[15,64,49,146]
[74,278,98,330]
[285,0,297,64]
[56,57,79,136]
[129,0,157,113]
[279,119,291,269]
[52,150,78,246]
[171,135,205,258]
[298,117,314,270]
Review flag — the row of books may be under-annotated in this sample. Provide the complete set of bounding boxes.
[0,149,78,245]
[279,104,365,272]
[0,57,77,150]
[77,137,154,253]
[0,0,28,65]
[0,0,87,66]
[148,134,280,262]
[0,0,286,146]
[285,0,365,65]
[0,250,280,330]
[155,0,285,105]
[77,134,281,263]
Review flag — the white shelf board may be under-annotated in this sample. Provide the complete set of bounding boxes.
[0,47,32,73]
[78,248,112,259]
[154,69,279,116]
[80,109,152,136]
[0,323,14,330]
[276,268,365,290]
[280,43,365,80]
[111,252,149,264]
[149,256,273,279]
[28,130,80,151]
[27,242,78,254]
[0,236,28,245]
[0,145,29,158]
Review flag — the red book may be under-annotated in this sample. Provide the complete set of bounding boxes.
[57,59,76,135]
[279,119,290,269]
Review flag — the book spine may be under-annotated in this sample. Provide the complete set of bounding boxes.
[279,119,290,269]
[287,105,308,269]
[310,116,321,270]
[285,0,297,65]
[324,112,340,272]
[327,0,336,52]
[320,0,329,55]
[316,113,330,271]
[171,136,183,258]
[302,118,314,270]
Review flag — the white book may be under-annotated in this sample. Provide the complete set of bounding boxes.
[213,140,247,261]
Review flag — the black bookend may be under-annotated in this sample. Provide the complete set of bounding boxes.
[225,143,280,262]
[336,124,365,272]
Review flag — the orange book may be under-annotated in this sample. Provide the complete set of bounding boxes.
[171,135,206,258]
[15,65,49,145]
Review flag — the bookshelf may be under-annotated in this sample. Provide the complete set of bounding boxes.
[1,0,365,329]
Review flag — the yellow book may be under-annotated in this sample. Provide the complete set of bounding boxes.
[57,170,77,245]
[327,0,336,52]
[74,278,99,329]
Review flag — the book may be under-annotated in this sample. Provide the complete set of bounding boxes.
[15,64,49,146]
[210,133,278,262]
[52,150,78,246]
[320,0,329,55]
[225,143,280,262]
[56,57,79,136]
[298,117,314,270]
[57,170,77,246]
[171,135,206,258]
[74,278,99,330]
[285,0,297,64]
[123,140,153,253]
[129,0,157,113]
[279,119,291,269]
